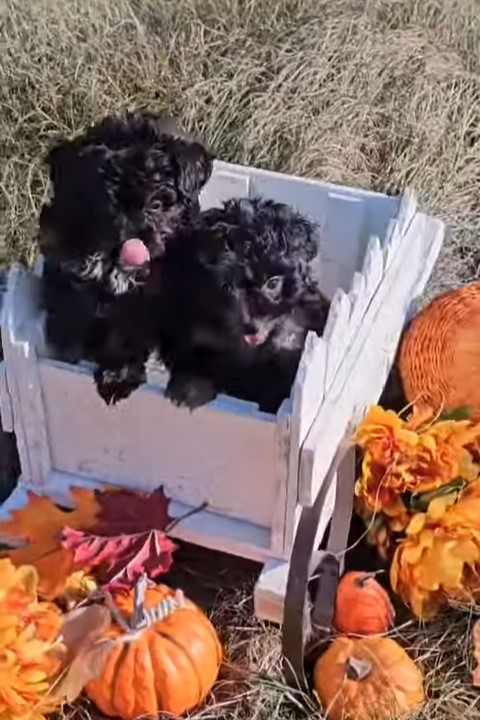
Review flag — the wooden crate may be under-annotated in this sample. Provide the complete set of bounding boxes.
[0,160,444,623]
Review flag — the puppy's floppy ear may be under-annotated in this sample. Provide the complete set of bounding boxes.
[149,114,183,138]
[45,140,78,187]
[38,204,61,252]
[174,140,214,197]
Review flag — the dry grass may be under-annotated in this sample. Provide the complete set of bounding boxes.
[2,0,480,294]
[3,0,480,717]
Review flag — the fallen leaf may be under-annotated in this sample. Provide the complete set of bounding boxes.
[473,619,480,686]
[61,528,177,590]
[49,602,115,703]
[52,638,119,703]
[93,485,173,535]
[59,604,112,662]
[0,489,101,599]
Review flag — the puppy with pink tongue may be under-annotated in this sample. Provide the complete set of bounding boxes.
[119,238,150,267]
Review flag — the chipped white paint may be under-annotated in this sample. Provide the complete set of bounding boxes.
[0,160,444,623]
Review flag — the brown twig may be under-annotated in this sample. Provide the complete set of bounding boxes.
[166,501,209,533]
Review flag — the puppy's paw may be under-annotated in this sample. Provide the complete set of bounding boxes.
[95,365,145,406]
[166,373,216,410]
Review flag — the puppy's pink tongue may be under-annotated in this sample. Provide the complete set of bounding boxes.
[244,333,265,347]
[120,238,150,266]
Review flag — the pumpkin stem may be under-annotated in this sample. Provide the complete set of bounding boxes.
[345,656,372,681]
[129,573,185,632]
[355,570,385,588]
[130,573,149,629]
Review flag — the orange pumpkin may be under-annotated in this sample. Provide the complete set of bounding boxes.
[85,582,222,719]
[314,636,424,720]
[333,571,395,635]
[399,282,480,419]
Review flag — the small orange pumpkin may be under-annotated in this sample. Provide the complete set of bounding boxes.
[314,636,425,720]
[85,579,222,719]
[333,571,394,635]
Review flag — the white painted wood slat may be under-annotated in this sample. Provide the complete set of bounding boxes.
[298,213,444,507]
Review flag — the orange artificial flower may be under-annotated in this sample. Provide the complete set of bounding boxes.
[354,405,419,466]
[0,560,65,720]
[391,480,480,619]
[354,405,480,522]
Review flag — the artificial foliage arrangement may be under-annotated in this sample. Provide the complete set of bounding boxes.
[354,403,480,619]
[0,486,222,720]
[0,559,65,720]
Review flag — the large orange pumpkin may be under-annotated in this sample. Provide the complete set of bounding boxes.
[85,582,222,719]
[399,282,480,419]
[333,571,395,635]
[313,636,425,720]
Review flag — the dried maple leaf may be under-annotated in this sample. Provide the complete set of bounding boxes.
[61,528,177,590]
[51,603,114,703]
[0,489,101,600]
[93,485,173,535]
[59,604,112,662]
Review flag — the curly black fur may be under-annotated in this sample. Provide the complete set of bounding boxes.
[157,197,331,413]
[39,109,213,404]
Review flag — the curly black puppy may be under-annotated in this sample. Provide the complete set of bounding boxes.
[39,109,213,404]
[158,197,330,413]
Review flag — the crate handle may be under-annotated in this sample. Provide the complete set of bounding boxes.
[282,436,356,690]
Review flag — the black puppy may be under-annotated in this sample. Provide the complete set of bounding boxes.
[39,109,213,404]
[158,197,330,413]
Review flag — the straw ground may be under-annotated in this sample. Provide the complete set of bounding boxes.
[3,0,480,718]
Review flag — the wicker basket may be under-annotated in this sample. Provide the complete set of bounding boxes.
[399,282,480,419]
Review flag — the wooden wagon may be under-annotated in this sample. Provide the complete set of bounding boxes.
[0,160,444,634]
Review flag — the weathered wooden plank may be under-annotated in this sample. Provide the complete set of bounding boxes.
[323,289,352,391]
[0,363,13,433]
[270,406,292,557]
[1,267,51,485]
[299,214,444,507]
[200,170,249,210]
[39,361,280,529]
[247,172,329,237]
[215,159,399,209]
[383,190,417,267]
[293,333,328,448]
[321,193,366,296]
[361,235,384,303]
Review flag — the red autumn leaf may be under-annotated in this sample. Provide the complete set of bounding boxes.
[93,486,173,535]
[61,527,177,590]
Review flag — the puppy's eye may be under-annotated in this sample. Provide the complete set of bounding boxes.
[263,276,284,296]
[152,187,177,210]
